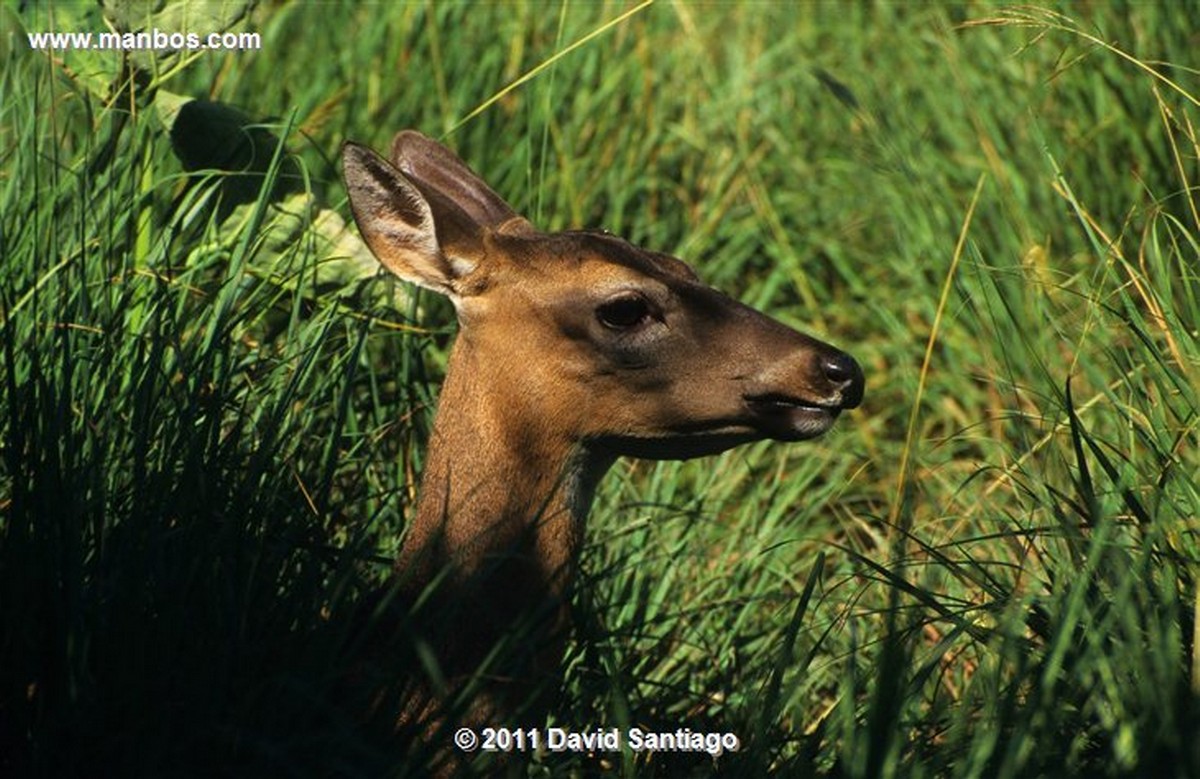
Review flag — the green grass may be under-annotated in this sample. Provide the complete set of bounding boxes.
[2,1,1197,776]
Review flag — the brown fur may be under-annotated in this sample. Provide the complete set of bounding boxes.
[342,132,864,766]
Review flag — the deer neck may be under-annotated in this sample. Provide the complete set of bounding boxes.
[396,338,613,606]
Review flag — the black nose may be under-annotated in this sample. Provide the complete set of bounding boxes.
[822,352,865,409]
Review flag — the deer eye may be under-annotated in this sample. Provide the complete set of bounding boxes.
[596,294,653,330]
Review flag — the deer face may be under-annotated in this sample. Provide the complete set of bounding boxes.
[343,132,863,463]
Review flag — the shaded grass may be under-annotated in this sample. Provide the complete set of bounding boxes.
[2,1,1198,776]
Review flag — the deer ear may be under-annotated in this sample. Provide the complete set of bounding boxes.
[391,131,536,236]
[343,142,481,297]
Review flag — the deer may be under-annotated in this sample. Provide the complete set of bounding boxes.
[340,131,864,764]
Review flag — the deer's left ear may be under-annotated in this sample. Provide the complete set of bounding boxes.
[343,142,483,297]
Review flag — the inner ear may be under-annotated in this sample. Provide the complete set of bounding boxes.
[420,187,486,269]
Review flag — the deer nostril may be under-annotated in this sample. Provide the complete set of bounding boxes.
[822,353,854,385]
[822,352,865,407]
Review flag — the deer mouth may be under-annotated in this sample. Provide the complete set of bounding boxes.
[593,392,847,461]
[743,393,843,441]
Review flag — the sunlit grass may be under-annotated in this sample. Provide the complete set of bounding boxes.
[2,1,1197,776]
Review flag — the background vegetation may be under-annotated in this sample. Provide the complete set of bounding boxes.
[2,1,1196,776]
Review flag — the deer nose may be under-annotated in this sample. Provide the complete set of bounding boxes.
[821,351,864,409]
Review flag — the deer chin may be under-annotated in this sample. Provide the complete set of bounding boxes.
[743,394,843,441]
[592,429,762,461]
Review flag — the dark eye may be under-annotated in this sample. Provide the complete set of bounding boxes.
[596,294,652,330]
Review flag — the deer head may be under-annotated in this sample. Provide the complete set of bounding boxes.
[344,132,862,472]
[341,131,863,734]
